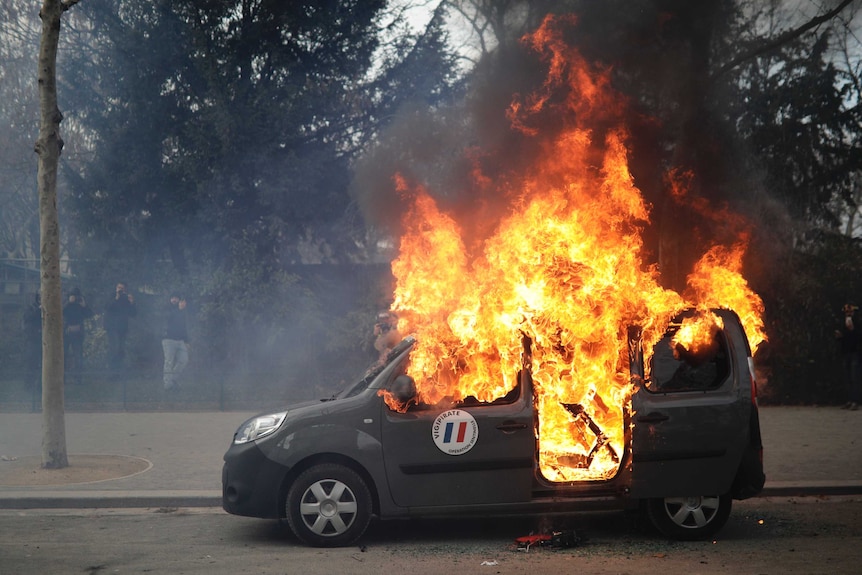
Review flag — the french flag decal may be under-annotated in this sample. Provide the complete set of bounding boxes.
[432,409,479,455]
[443,421,468,443]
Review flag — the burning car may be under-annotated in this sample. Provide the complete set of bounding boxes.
[222,307,764,547]
[223,14,771,548]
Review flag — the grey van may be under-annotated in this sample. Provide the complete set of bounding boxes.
[222,308,765,547]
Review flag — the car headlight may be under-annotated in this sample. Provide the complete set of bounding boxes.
[233,411,287,444]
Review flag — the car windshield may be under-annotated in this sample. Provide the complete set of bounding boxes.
[331,336,416,400]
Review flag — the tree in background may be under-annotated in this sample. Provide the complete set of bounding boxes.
[0,4,42,261]
[2,0,861,405]
[826,3,862,239]
[716,1,862,402]
[354,0,862,403]
[49,0,461,378]
[35,0,82,470]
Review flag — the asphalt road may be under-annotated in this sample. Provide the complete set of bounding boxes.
[1,496,860,575]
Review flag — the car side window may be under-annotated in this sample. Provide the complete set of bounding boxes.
[647,330,730,392]
[383,366,523,412]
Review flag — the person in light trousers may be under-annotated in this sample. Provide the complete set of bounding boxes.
[163,293,189,391]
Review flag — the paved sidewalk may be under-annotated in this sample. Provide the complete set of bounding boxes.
[0,406,859,509]
[0,411,254,509]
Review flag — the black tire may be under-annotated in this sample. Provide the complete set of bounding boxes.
[646,493,732,541]
[285,463,372,547]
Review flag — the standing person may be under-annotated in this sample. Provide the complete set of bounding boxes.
[836,303,861,411]
[162,293,189,391]
[62,287,93,384]
[104,281,137,371]
[21,292,42,390]
[373,310,400,361]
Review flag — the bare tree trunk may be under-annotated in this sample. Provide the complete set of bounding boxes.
[35,0,76,469]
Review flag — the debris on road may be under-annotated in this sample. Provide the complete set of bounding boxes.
[515,530,585,552]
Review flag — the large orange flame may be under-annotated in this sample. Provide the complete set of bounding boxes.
[386,15,765,483]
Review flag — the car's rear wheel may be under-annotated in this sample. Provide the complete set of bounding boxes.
[646,493,732,540]
[285,463,372,547]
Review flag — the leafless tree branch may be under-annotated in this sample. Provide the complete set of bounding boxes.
[714,0,857,79]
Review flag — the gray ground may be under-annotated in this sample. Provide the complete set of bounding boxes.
[1,496,860,574]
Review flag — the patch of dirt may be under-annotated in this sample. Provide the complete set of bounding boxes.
[0,454,151,486]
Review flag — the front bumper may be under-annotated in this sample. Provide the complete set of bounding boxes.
[222,440,291,518]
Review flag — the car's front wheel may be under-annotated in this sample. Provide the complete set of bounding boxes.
[646,493,732,540]
[285,463,372,547]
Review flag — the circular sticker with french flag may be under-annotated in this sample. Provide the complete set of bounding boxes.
[432,409,479,455]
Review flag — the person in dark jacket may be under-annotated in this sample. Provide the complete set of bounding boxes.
[22,292,42,389]
[63,287,93,384]
[836,303,861,410]
[162,293,189,391]
[104,281,137,371]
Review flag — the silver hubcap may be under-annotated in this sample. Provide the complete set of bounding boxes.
[299,479,358,536]
[662,496,720,529]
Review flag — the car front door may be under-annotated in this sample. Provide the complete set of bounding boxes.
[380,371,536,508]
[629,310,751,499]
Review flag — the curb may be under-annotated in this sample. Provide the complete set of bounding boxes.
[758,480,862,498]
[0,490,221,510]
[1,482,861,510]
